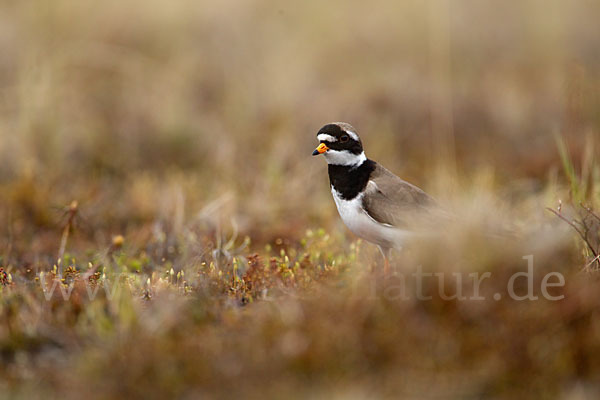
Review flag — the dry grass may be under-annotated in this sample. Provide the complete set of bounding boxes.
[1,0,600,399]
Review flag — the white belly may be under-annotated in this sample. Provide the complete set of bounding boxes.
[331,188,408,249]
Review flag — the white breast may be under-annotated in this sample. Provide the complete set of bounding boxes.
[331,188,409,249]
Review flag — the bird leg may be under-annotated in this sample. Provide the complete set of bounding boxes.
[383,257,390,276]
[378,246,392,275]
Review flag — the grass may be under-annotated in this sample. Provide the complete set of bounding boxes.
[1,166,598,399]
[550,133,599,270]
[1,0,600,398]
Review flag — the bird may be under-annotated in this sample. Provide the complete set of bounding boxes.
[312,122,440,274]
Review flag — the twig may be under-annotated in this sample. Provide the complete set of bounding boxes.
[546,207,599,259]
[546,208,587,241]
[581,203,600,223]
[4,208,13,265]
[585,254,600,269]
[82,262,100,280]
[57,201,79,263]
[580,203,600,257]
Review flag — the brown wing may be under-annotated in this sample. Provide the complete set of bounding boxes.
[362,163,437,229]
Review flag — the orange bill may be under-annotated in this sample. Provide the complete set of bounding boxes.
[312,142,329,156]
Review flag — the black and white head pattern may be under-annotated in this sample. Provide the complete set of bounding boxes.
[316,122,366,167]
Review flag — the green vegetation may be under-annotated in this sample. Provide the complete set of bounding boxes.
[1,0,600,398]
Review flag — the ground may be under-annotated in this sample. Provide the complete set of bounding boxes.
[1,1,600,399]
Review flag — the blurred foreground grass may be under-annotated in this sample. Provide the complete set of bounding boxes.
[1,0,600,398]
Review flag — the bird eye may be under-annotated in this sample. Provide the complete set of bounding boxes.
[340,135,349,143]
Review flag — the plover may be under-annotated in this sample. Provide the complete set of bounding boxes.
[312,122,438,273]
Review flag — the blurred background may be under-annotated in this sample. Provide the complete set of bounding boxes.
[1,1,600,398]
[1,0,598,262]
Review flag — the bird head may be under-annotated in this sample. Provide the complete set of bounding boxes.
[312,122,366,166]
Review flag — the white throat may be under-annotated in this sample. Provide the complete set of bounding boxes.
[324,150,367,167]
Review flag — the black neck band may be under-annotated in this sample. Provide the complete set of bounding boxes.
[328,159,376,200]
